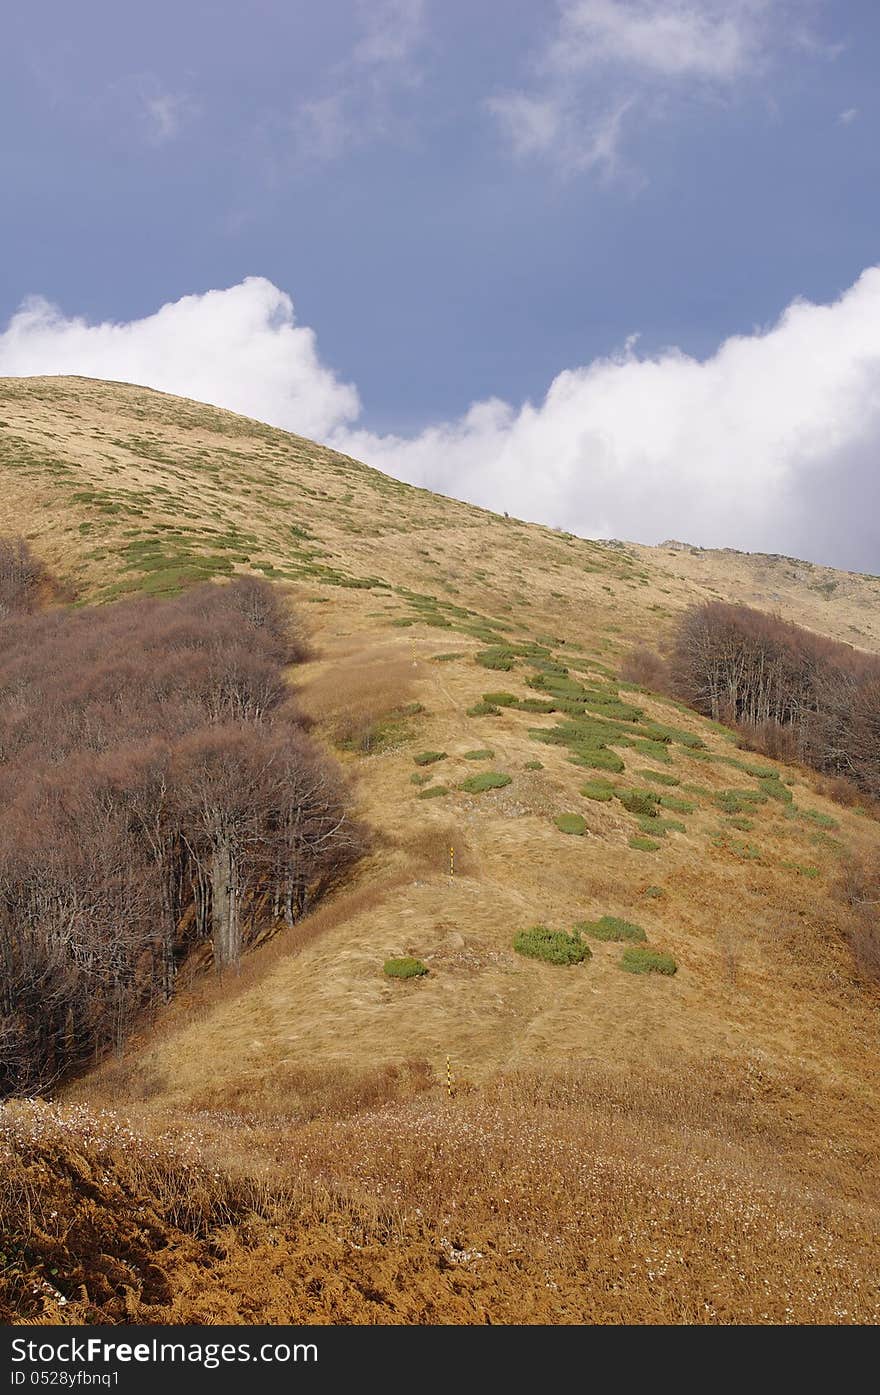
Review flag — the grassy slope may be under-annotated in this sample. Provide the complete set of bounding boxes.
[2,375,880,1323]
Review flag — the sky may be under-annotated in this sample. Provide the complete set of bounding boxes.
[1,0,879,570]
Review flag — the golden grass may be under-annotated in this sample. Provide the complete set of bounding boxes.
[4,1057,880,1324]
[4,375,880,1324]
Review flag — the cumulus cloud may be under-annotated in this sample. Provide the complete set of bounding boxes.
[0,279,359,441]
[2,270,880,570]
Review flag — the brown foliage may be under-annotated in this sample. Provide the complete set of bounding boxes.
[4,1058,880,1323]
[834,857,880,984]
[670,600,880,798]
[0,537,56,617]
[619,643,672,693]
[0,542,365,1096]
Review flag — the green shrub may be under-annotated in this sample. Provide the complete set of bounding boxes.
[577,915,646,942]
[641,723,705,750]
[726,815,754,831]
[714,791,747,815]
[780,861,820,878]
[524,759,544,770]
[555,813,587,835]
[759,777,793,804]
[638,769,680,786]
[431,652,465,662]
[721,756,775,778]
[620,946,677,975]
[463,749,494,760]
[658,794,695,814]
[515,697,557,713]
[581,779,615,801]
[413,750,446,767]
[644,885,664,898]
[513,926,590,966]
[418,785,449,799]
[410,772,431,785]
[482,691,517,706]
[384,957,429,978]
[618,789,660,817]
[798,808,839,829]
[475,647,515,670]
[467,701,500,716]
[629,835,660,852]
[628,739,673,763]
[568,747,626,774]
[460,771,512,793]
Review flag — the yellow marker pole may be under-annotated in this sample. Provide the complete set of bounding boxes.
[446,1054,454,1100]
[449,845,455,878]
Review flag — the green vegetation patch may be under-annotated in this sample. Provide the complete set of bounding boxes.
[413,751,446,767]
[513,926,590,966]
[638,769,680,786]
[577,915,647,943]
[475,647,516,671]
[523,759,544,770]
[555,812,587,835]
[617,789,661,817]
[780,861,820,878]
[459,771,512,794]
[467,701,500,717]
[759,776,794,804]
[418,785,449,799]
[581,779,615,802]
[715,789,767,815]
[514,697,558,714]
[796,807,839,830]
[629,836,661,852]
[482,691,517,707]
[384,957,429,979]
[463,749,494,760]
[620,946,677,975]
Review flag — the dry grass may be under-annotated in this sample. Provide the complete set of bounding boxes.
[4,1058,880,1324]
[5,376,880,1324]
[300,645,415,753]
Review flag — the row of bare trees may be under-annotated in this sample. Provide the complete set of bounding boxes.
[0,542,365,1096]
[669,601,880,794]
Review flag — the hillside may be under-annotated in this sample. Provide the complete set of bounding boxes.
[2,375,880,1325]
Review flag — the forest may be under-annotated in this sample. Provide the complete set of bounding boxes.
[667,600,880,797]
[0,539,364,1096]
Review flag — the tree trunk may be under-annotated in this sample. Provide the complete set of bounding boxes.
[211,836,240,967]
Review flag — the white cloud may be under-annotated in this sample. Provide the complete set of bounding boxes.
[487,91,633,175]
[548,0,764,79]
[0,279,359,442]
[488,1,821,177]
[838,106,858,124]
[142,90,188,144]
[2,270,880,568]
[290,0,425,163]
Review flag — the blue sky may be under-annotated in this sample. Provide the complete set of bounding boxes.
[2,2,880,568]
